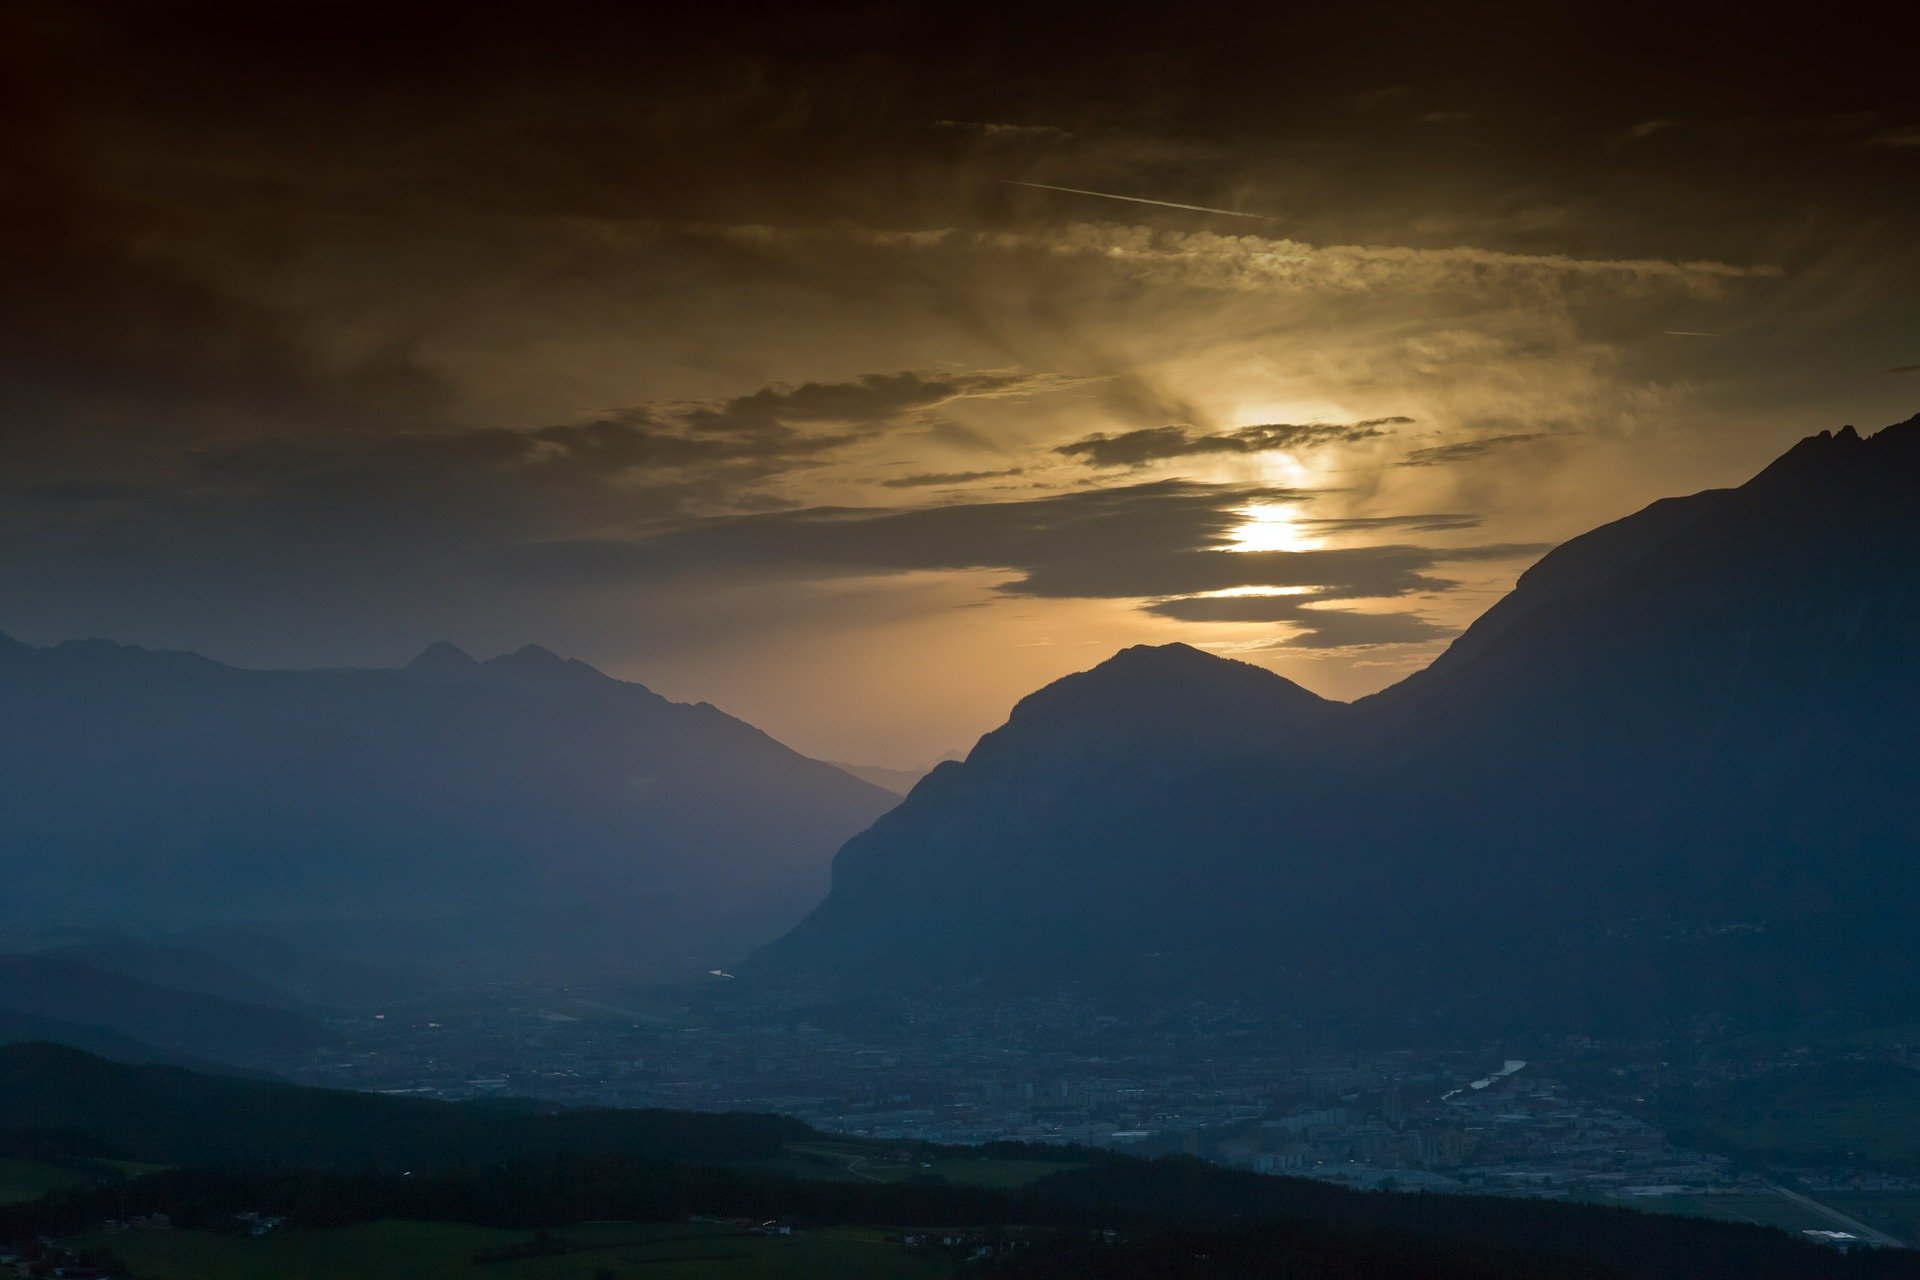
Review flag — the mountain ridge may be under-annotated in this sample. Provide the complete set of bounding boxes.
[755,414,1920,1029]
[0,635,898,982]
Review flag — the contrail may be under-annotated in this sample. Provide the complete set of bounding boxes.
[1663,330,1726,337]
[1003,179,1279,222]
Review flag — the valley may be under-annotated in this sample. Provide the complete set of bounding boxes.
[243,981,1920,1248]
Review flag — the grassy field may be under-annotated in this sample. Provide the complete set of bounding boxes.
[1826,1193,1920,1243]
[65,1218,958,1279]
[1677,1058,1920,1167]
[1714,1098,1920,1166]
[0,1158,92,1204]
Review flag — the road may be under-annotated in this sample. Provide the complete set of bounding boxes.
[842,1155,886,1182]
[1768,1182,1909,1249]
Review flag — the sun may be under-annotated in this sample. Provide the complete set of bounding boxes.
[1223,502,1322,553]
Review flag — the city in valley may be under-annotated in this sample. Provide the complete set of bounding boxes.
[256,983,1920,1248]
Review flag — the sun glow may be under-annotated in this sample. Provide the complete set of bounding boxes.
[1193,585,1319,598]
[1223,502,1323,553]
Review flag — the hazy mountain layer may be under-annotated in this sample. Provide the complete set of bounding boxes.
[0,640,898,980]
[0,956,329,1063]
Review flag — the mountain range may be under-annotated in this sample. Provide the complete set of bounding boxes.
[755,416,1920,1033]
[0,638,897,981]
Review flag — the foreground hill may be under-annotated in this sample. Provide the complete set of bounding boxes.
[757,416,1920,1032]
[0,638,897,979]
[0,1011,186,1069]
[0,1042,804,1170]
[0,1046,1907,1280]
[0,955,330,1066]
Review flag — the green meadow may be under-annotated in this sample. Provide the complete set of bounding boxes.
[0,1158,90,1204]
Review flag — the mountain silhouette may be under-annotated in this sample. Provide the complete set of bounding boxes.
[760,641,1339,991]
[0,640,897,981]
[0,954,329,1062]
[755,415,1920,1032]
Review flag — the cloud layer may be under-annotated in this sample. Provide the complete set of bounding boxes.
[1058,418,1413,467]
[3,0,1917,758]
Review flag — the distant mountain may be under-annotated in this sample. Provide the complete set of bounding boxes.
[827,760,941,795]
[0,956,329,1063]
[33,940,305,1010]
[756,416,1920,1032]
[21,927,431,1009]
[0,1010,185,1067]
[139,927,426,1008]
[0,640,898,980]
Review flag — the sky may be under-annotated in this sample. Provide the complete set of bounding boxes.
[2,0,1918,765]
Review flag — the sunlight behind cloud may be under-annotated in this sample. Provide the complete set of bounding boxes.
[1223,502,1324,553]
[1191,585,1319,598]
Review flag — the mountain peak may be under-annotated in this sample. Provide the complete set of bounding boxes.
[477,643,619,693]
[1103,641,1218,669]
[1009,641,1330,727]
[404,641,480,677]
[507,643,564,664]
[1080,641,1276,683]
[932,641,1339,783]
[1748,411,1920,492]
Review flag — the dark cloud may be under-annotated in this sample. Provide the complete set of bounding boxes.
[918,419,1009,454]
[1276,610,1456,648]
[490,482,1543,608]
[1397,433,1549,467]
[185,370,1055,500]
[881,468,1027,488]
[677,371,1045,434]
[1302,513,1482,534]
[1863,126,1920,150]
[931,120,1075,145]
[1146,593,1458,648]
[184,416,833,502]
[1057,418,1412,467]
[0,367,1071,633]
[0,99,438,470]
[4,0,1915,742]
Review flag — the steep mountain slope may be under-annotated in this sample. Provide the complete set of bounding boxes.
[1293,418,1920,1019]
[0,640,898,979]
[757,416,1920,1029]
